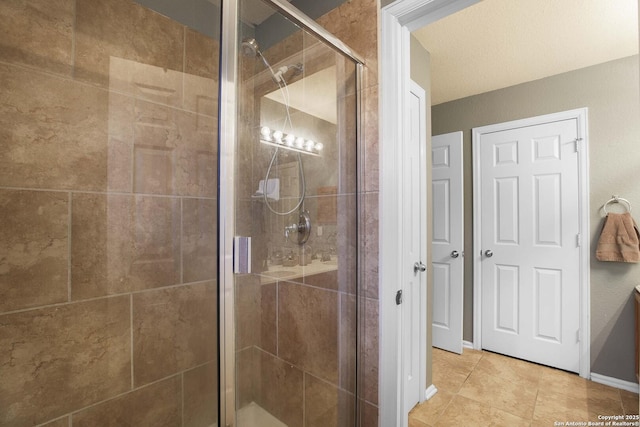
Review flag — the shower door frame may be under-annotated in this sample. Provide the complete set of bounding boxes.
[218,0,366,425]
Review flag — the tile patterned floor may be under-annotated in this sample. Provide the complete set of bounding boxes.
[409,348,639,427]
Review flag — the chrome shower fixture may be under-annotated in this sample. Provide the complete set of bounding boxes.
[271,63,304,83]
[241,38,261,57]
[240,38,304,84]
[241,37,272,70]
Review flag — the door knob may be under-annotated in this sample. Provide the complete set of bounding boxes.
[451,250,460,258]
[414,262,426,273]
[484,250,493,258]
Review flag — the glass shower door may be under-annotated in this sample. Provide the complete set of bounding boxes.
[231,0,360,425]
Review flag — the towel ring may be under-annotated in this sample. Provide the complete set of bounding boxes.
[603,195,632,214]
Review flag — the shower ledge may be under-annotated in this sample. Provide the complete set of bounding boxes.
[258,258,338,284]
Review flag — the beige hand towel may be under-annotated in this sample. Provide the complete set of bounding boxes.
[595,212,640,262]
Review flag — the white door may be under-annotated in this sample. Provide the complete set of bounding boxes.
[431,132,464,354]
[402,81,427,418]
[475,116,582,373]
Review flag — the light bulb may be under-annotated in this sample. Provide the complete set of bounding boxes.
[260,126,271,139]
[315,142,324,152]
[272,130,283,143]
[295,137,305,148]
[284,134,295,147]
[305,140,315,151]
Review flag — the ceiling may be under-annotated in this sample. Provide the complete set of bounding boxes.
[239,0,292,26]
[412,0,639,105]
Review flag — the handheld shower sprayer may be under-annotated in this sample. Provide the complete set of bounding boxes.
[271,63,304,83]
[241,37,308,219]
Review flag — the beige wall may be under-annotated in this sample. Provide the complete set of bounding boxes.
[410,34,434,387]
[432,55,640,383]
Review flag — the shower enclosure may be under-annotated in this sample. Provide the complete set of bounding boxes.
[0,0,363,425]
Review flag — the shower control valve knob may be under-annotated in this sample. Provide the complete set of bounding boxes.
[284,211,312,245]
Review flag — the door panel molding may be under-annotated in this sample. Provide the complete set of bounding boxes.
[472,108,590,378]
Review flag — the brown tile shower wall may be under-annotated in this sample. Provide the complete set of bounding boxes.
[318,0,381,425]
[0,1,219,426]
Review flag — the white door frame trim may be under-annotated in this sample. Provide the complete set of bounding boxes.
[380,1,480,426]
[471,108,591,378]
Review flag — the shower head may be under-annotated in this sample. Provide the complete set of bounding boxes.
[241,38,261,57]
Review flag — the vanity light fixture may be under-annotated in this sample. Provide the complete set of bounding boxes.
[259,126,323,156]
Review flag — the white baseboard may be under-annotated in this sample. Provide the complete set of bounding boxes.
[463,341,474,349]
[425,384,438,401]
[590,373,639,394]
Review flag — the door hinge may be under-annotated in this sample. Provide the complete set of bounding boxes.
[396,290,403,305]
[576,233,581,247]
[574,137,583,152]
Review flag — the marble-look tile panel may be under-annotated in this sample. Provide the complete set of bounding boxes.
[184,72,218,119]
[360,401,379,427]
[260,282,277,355]
[621,390,639,415]
[538,367,620,401]
[341,92,359,195]
[106,92,134,192]
[132,282,216,386]
[41,416,70,427]
[362,85,379,193]
[361,297,379,405]
[409,389,455,426]
[0,190,69,313]
[458,351,542,420]
[75,0,184,88]
[256,350,304,427]
[131,98,217,197]
[183,198,217,283]
[431,347,482,393]
[305,374,355,427]
[71,193,180,300]
[362,192,379,300]
[316,0,378,90]
[336,193,358,295]
[436,395,530,427]
[533,367,624,425]
[304,270,339,291]
[72,376,181,427]
[278,281,338,384]
[0,64,109,191]
[236,347,257,408]
[185,29,220,80]
[0,296,130,426]
[0,0,74,76]
[107,56,184,109]
[235,274,260,349]
[183,362,218,427]
[340,294,357,393]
